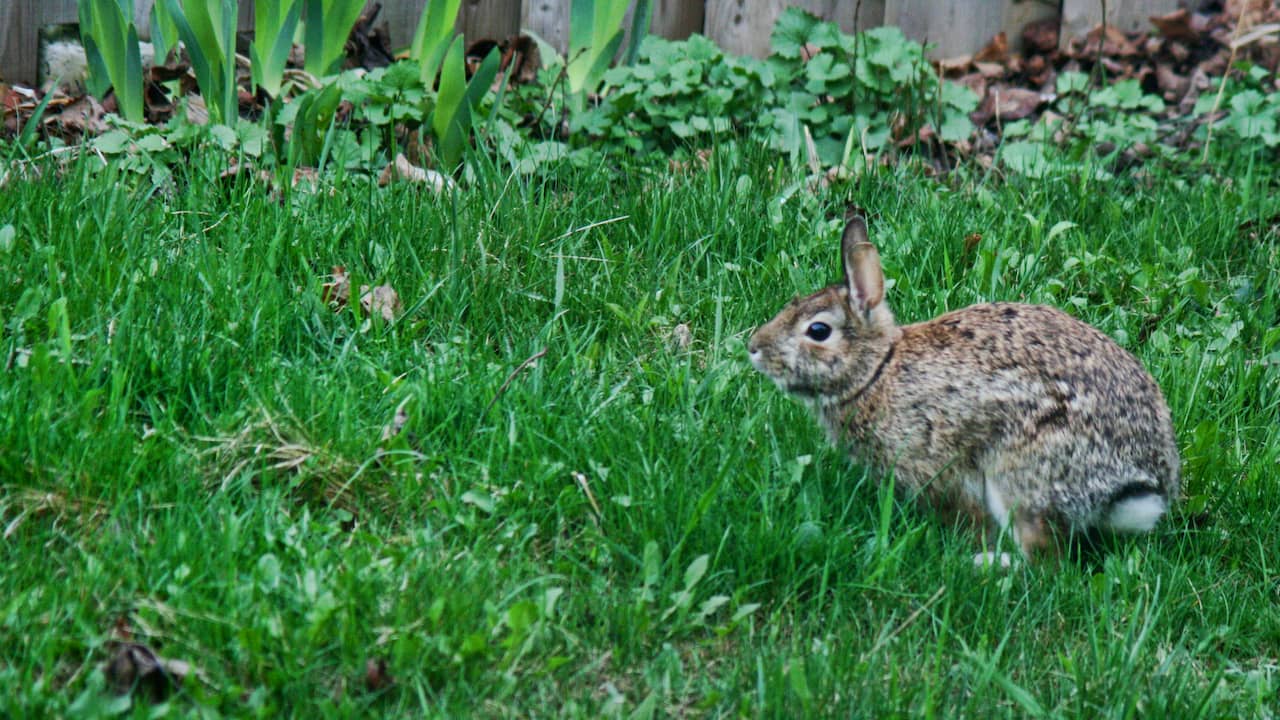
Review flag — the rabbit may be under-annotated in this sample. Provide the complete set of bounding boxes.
[747,216,1181,566]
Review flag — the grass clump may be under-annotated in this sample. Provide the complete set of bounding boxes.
[1,143,1278,717]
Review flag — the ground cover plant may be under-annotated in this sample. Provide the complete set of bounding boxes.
[2,134,1279,715]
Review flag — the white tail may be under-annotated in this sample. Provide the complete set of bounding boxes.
[1105,494,1167,533]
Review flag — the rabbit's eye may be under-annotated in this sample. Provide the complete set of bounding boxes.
[805,322,832,341]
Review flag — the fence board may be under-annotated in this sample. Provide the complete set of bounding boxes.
[1060,0,1181,43]
[886,0,1004,58]
[0,0,1195,88]
[522,0,570,54]
[705,0,862,57]
[459,0,522,42]
[650,0,705,39]
[856,0,887,31]
[0,0,38,85]
[1004,0,1061,52]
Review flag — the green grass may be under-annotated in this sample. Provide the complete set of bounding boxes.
[1,146,1278,717]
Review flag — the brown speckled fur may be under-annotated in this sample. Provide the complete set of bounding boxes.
[747,218,1181,560]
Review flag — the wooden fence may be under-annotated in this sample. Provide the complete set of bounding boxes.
[1,0,1187,87]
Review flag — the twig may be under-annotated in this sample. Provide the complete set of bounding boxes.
[572,471,603,521]
[480,347,548,419]
[550,215,630,243]
[1202,3,1254,164]
[533,47,586,135]
[864,585,947,658]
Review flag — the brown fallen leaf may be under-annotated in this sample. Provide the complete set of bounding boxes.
[323,266,401,322]
[935,54,973,76]
[378,152,452,191]
[185,94,209,125]
[104,642,191,702]
[218,159,275,187]
[973,32,1009,64]
[43,94,107,139]
[359,283,403,323]
[322,266,351,308]
[1022,18,1060,55]
[974,61,1005,79]
[1150,9,1198,42]
[1078,24,1142,57]
[365,657,394,691]
[976,86,1045,123]
[670,323,693,350]
[380,397,411,441]
[1155,62,1189,100]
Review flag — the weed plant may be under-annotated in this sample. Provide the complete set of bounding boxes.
[0,144,1278,717]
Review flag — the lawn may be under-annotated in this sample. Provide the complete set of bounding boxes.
[2,146,1278,717]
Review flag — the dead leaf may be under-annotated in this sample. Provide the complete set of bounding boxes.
[1022,19,1061,55]
[974,32,1009,64]
[324,266,401,322]
[365,657,394,691]
[955,72,988,102]
[378,153,452,191]
[322,266,351,308]
[978,86,1045,123]
[667,148,712,174]
[1066,24,1139,60]
[380,397,411,441]
[43,94,107,139]
[670,323,692,350]
[292,166,320,191]
[185,95,209,125]
[1150,9,1198,42]
[359,283,402,323]
[104,642,191,702]
[218,159,275,187]
[1155,62,1189,100]
[936,54,973,76]
[974,61,1005,79]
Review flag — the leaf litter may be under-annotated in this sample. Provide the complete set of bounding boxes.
[322,265,403,323]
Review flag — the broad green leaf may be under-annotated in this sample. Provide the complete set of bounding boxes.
[252,0,301,97]
[432,35,467,169]
[411,0,462,85]
[303,0,366,77]
[681,554,709,590]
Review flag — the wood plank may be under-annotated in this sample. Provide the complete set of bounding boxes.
[458,0,522,42]
[37,0,79,25]
[1061,0,1181,43]
[1003,0,1061,54]
[0,0,40,85]
[522,0,571,54]
[621,0,705,61]
[705,0,860,58]
[855,0,887,32]
[380,0,429,52]
[885,0,1005,58]
[649,0,705,40]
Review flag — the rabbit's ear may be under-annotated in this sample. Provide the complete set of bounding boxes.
[842,217,883,312]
